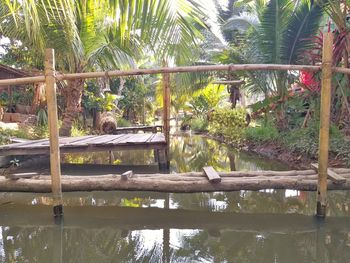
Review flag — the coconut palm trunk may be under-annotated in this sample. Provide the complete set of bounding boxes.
[59,79,84,136]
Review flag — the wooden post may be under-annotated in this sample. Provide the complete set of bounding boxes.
[162,71,170,170]
[44,49,63,217]
[162,72,171,144]
[317,32,333,218]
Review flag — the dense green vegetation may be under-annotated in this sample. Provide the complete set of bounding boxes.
[0,0,350,166]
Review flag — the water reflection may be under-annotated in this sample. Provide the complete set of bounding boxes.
[1,135,350,262]
[63,134,288,172]
[0,203,350,263]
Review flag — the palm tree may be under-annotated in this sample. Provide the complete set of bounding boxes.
[0,0,207,136]
[217,0,324,129]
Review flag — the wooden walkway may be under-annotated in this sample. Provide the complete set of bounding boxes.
[0,133,167,156]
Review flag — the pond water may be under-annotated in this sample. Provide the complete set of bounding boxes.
[0,134,349,262]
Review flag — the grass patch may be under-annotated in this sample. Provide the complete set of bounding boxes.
[117,118,132,127]
[244,124,279,143]
[0,126,49,145]
[71,122,88,137]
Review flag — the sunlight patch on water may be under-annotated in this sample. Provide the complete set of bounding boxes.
[0,227,4,261]
[285,190,300,197]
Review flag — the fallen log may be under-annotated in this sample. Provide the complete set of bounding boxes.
[1,172,350,192]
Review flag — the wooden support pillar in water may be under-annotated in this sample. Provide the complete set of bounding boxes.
[45,49,63,217]
[317,32,333,218]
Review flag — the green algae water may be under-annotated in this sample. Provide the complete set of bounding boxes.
[0,134,349,262]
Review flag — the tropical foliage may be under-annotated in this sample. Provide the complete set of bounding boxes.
[0,0,207,135]
[217,0,325,129]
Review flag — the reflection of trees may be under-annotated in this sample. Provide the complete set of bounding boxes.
[171,190,350,217]
[1,226,168,263]
[170,136,229,173]
[170,135,289,173]
[63,150,154,165]
[3,222,350,263]
[175,229,350,263]
[170,190,313,214]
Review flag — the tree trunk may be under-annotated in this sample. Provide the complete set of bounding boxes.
[275,106,288,131]
[31,82,45,114]
[59,79,85,136]
[93,110,101,130]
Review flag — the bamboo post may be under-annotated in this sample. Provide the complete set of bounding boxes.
[317,32,333,218]
[161,71,170,170]
[162,72,171,144]
[44,49,63,217]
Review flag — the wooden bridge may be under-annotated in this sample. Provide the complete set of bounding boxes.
[0,133,168,168]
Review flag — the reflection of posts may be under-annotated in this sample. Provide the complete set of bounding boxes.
[163,228,170,263]
[109,151,114,164]
[158,148,169,172]
[154,149,159,162]
[52,221,63,263]
[316,223,327,263]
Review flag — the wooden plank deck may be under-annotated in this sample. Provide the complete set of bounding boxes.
[0,133,167,156]
[113,125,163,134]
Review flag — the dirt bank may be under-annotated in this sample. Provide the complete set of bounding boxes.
[200,132,346,169]
[244,142,315,169]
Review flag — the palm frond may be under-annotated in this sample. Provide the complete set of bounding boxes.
[258,0,293,64]
[282,0,324,64]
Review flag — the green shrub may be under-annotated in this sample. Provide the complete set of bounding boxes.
[71,122,88,137]
[0,126,48,145]
[31,125,49,139]
[190,117,208,132]
[117,118,132,127]
[209,108,247,144]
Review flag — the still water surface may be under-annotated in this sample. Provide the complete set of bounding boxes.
[0,135,349,262]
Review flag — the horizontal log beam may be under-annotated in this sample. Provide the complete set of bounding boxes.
[333,66,350,75]
[0,64,321,86]
[4,65,350,87]
[1,173,350,193]
[212,80,245,85]
[0,75,45,85]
